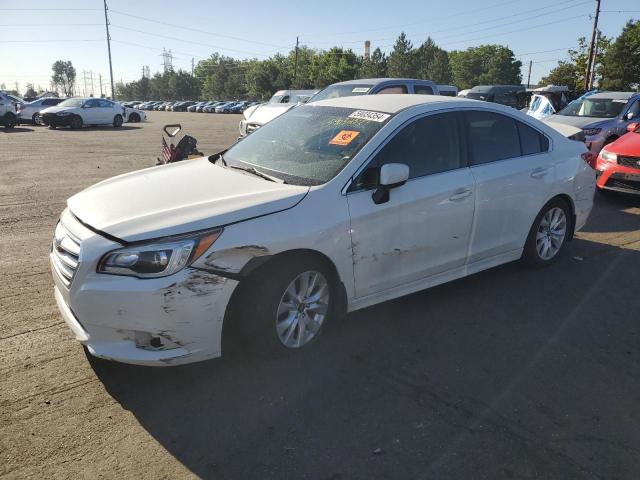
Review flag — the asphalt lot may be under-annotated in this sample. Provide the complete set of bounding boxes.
[1,111,640,479]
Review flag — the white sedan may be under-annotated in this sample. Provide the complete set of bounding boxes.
[50,95,595,366]
[18,97,63,124]
[40,97,126,129]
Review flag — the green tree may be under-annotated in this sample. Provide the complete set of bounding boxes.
[359,48,388,78]
[414,37,451,83]
[51,60,76,96]
[539,61,580,88]
[601,20,640,91]
[387,32,416,77]
[450,45,521,89]
[310,48,360,89]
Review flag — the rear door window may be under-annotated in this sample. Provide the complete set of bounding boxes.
[376,85,408,95]
[466,111,520,165]
[517,121,549,155]
[414,85,434,95]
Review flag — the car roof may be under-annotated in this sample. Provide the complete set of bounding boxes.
[588,91,635,100]
[310,93,484,114]
[331,78,436,86]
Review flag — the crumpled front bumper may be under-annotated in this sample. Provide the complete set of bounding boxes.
[50,210,239,366]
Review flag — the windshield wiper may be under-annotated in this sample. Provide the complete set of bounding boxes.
[228,165,284,183]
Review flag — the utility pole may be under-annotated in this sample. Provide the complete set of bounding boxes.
[103,0,115,99]
[589,30,601,89]
[82,70,88,96]
[293,36,299,85]
[99,74,103,97]
[584,0,601,91]
[526,60,532,88]
[191,57,195,76]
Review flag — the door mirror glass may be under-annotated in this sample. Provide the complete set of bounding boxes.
[626,111,636,120]
[379,163,409,186]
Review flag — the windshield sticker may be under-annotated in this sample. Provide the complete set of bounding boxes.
[352,87,371,93]
[348,110,390,123]
[329,130,360,146]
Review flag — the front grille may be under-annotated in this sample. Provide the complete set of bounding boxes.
[51,221,81,288]
[605,174,640,194]
[618,156,640,169]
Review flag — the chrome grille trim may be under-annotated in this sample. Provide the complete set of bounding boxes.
[51,221,81,288]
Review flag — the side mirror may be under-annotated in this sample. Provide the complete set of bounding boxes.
[627,122,640,133]
[626,111,635,121]
[372,163,410,205]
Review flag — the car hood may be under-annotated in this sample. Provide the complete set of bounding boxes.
[67,158,309,242]
[604,131,640,157]
[40,105,79,115]
[545,115,611,129]
[243,103,296,125]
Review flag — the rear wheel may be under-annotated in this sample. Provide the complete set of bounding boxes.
[113,114,123,128]
[32,113,43,125]
[2,112,17,129]
[522,198,571,267]
[129,112,140,123]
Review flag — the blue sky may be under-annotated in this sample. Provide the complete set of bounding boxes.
[1,0,638,95]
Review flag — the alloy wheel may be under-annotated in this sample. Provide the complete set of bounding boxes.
[536,207,567,260]
[276,270,330,348]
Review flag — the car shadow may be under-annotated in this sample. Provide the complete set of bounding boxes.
[91,236,640,479]
[0,127,34,133]
[580,191,640,234]
[48,125,143,132]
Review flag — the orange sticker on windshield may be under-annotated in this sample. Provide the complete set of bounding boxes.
[330,130,360,146]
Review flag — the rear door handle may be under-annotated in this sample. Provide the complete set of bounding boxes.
[531,167,549,179]
[449,189,472,201]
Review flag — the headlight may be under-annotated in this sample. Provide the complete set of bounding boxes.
[56,112,72,116]
[599,149,617,163]
[239,120,247,136]
[98,229,222,278]
[582,128,602,137]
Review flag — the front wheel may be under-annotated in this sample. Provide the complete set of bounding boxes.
[128,112,139,123]
[235,258,335,356]
[522,199,571,267]
[113,114,123,128]
[70,115,83,129]
[33,113,43,125]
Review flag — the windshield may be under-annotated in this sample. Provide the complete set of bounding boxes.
[221,105,391,185]
[466,92,494,101]
[311,84,373,102]
[558,97,628,118]
[269,95,289,104]
[57,98,85,108]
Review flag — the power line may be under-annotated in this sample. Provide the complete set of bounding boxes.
[109,24,280,58]
[108,9,289,49]
[301,0,525,38]
[0,8,99,10]
[0,39,102,43]
[0,23,102,26]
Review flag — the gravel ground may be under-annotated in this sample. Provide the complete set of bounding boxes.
[1,112,640,479]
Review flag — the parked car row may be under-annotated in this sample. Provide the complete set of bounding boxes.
[0,94,146,129]
[134,100,260,113]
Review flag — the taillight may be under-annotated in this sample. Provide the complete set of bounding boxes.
[581,152,596,168]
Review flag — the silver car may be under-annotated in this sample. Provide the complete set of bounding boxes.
[18,97,63,124]
[545,92,640,153]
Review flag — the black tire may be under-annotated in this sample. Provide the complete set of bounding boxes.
[231,256,336,358]
[113,114,123,128]
[129,112,140,123]
[522,198,572,268]
[2,112,17,129]
[70,115,83,129]
[49,124,57,129]
[32,113,42,125]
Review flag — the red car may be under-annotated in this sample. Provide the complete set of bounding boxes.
[594,122,640,195]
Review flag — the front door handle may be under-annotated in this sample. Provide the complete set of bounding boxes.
[531,167,549,179]
[449,189,472,201]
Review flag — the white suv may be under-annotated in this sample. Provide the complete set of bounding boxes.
[40,97,126,129]
[0,92,19,128]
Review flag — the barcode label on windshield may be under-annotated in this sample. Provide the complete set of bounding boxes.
[348,110,390,122]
